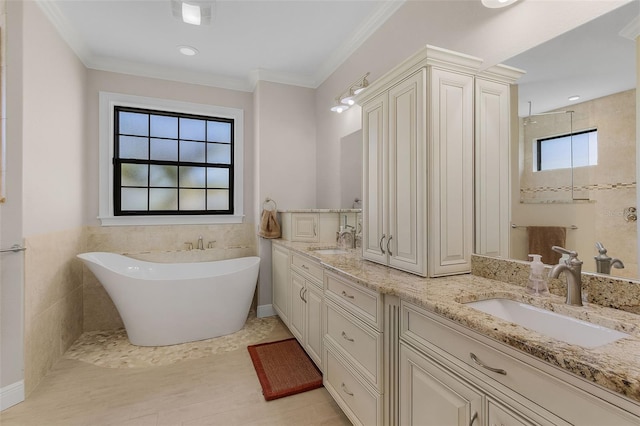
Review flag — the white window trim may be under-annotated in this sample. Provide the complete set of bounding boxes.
[98,92,244,226]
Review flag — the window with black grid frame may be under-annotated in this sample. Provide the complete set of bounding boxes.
[113,106,234,215]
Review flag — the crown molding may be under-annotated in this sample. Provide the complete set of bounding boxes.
[312,0,406,86]
[619,14,639,40]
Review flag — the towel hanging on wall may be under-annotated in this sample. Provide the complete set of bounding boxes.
[258,198,281,239]
[527,226,567,264]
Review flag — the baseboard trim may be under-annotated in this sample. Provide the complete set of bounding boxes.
[257,304,276,318]
[1,380,24,411]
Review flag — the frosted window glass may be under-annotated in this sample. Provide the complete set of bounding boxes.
[207,190,229,210]
[150,165,178,187]
[150,138,178,161]
[180,189,205,210]
[119,136,148,159]
[180,141,206,162]
[119,112,148,136]
[207,121,231,143]
[180,118,206,141]
[207,144,231,164]
[150,188,178,210]
[150,115,178,139]
[207,168,229,188]
[121,188,148,210]
[121,164,148,186]
[179,166,206,187]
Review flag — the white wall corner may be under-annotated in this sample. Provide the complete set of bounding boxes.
[0,380,24,411]
[257,304,276,318]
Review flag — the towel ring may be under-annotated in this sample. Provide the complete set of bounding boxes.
[263,198,277,211]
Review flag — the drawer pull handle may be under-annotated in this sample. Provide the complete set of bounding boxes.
[379,234,386,254]
[470,353,507,375]
[340,383,354,396]
[341,290,354,299]
[341,331,354,342]
[469,411,478,426]
[387,235,393,256]
[301,264,309,270]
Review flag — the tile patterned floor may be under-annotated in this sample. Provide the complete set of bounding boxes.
[1,316,351,426]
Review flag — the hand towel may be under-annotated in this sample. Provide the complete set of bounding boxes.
[527,226,566,264]
[258,209,281,239]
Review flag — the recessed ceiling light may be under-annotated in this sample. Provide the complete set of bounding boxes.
[178,45,199,56]
[482,0,520,8]
[568,95,580,101]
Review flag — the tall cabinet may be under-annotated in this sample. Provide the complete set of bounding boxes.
[360,45,482,277]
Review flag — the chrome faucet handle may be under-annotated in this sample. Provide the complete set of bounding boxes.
[552,246,582,265]
[595,242,607,255]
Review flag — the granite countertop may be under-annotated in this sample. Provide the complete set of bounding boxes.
[272,239,640,404]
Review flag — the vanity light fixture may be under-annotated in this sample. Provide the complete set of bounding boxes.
[171,0,215,26]
[568,95,581,101]
[330,72,370,113]
[481,0,520,8]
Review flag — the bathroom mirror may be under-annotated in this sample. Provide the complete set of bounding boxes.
[503,2,637,278]
[340,130,363,209]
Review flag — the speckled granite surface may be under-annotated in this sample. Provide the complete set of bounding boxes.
[273,240,640,404]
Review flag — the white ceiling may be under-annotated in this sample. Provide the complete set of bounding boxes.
[37,0,637,103]
[38,0,404,91]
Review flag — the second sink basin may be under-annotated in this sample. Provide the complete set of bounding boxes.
[465,298,629,348]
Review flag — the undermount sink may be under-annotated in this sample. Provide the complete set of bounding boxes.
[465,298,629,348]
[313,248,349,255]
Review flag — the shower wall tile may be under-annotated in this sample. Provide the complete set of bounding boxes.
[83,223,258,331]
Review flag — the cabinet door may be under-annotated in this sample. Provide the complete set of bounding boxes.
[429,67,474,277]
[475,78,511,258]
[487,398,538,426]
[388,69,427,276]
[400,343,482,426]
[291,213,319,242]
[304,284,323,370]
[289,271,305,342]
[271,244,290,323]
[362,92,388,265]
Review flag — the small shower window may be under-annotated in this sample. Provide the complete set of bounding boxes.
[535,129,598,171]
[113,106,234,216]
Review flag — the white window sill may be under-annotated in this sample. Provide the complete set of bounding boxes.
[98,215,245,226]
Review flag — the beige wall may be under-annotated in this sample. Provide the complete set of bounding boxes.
[16,0,87,395]
[512,90,637,277]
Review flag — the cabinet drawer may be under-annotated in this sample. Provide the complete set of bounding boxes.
[324,271,382,330]
[400,301,639,425]
[324,343,382,426]
[290,253,323,284]
[324,300,383,391]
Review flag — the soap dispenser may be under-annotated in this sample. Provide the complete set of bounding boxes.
[527,254,549,296]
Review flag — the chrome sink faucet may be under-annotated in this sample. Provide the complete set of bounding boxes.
[549,246,583,306]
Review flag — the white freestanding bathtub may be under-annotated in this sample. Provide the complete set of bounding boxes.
[77,252,260,346]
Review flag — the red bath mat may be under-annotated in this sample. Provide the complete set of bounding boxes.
[247,338,323,401]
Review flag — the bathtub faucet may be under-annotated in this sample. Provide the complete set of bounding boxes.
[197,236,204,250]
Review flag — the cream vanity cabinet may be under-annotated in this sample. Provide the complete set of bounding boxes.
[271,243,290,324]
[360,46,479,277]
[474,68,524,258]
[289,253,323,369]
[322,270,384,426]
[399,300,639,426]
[280,211,344,243]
